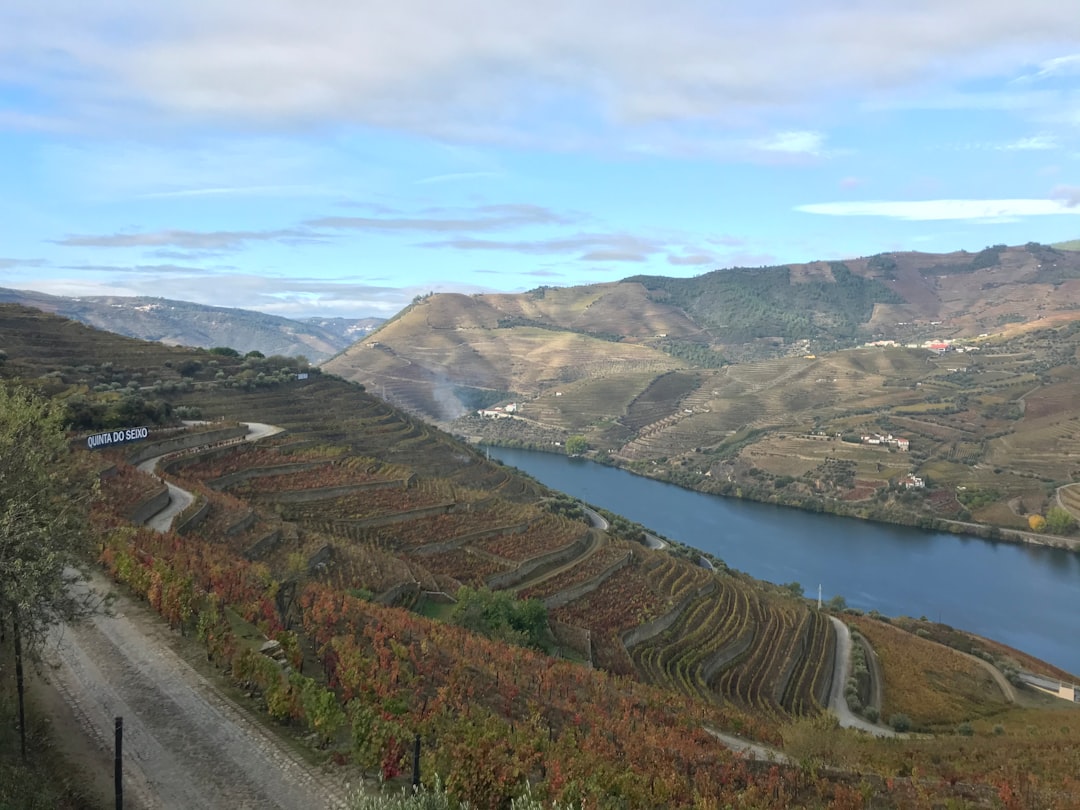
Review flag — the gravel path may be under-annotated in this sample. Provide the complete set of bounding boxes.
[46,575,351,810]
[827,616,896,737]
[43,420,353,809]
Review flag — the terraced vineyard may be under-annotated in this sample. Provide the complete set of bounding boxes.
[8,306,852,741]
[624,574,835,714]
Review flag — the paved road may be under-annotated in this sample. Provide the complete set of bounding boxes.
[136,422,284,532]
[45,421,353,809]
[582,505,609,530]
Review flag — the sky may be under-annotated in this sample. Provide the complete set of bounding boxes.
[2,1,1080,319]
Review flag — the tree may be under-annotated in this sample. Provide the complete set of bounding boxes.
[450,587,549,651]
[782,582,804,598]
[0,385,98,759]
[1028,514,1047,532]
[565,435,588,456]
[1045,506,1076,535]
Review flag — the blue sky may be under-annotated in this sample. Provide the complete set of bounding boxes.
[2,1,1080,318]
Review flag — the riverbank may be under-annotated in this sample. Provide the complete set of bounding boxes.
[473,438,1080,555]
[483,443,1080,675]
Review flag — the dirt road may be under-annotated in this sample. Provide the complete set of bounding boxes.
[45,574,351,809]
[827,616,896,737]
[40,419,353,809]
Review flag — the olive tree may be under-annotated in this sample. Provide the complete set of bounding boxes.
[0,385,98,758]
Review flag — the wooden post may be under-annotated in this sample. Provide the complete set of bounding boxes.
[115,717,123,810]
[14,618,26,761]
[412,733,421,789]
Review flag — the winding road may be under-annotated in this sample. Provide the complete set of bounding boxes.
[42,422,351,809]
[828,617,896,737]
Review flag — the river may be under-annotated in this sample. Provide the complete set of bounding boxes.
[487,446,1080,676]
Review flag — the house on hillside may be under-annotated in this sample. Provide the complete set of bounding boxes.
[860,433,909,451]
[478,403,519,419]
[899,474,924,489]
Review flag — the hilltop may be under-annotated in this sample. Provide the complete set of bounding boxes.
[2,304,1079,808]
[0,287,380,362]
[324,241,1080,415]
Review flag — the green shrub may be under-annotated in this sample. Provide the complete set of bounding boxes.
[889,713,911,732]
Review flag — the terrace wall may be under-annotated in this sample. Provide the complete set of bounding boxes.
[207,461,324,491]
[543,551,632,610]
[486,532,591,590]
[262,478,409,504]
[175,497,211,535]
[128,486,170,525]
[622,581,716,649]
[129,425,249,466]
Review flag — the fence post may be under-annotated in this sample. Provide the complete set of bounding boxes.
[412,733,421,789]
[114,716,123,810]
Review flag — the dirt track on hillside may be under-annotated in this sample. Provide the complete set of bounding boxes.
[44,574,351,809]
[39,421,353,809]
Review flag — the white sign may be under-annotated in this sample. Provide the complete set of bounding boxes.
[86,426,150,449]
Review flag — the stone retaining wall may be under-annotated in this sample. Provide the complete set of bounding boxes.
[129,425,249,466]
[621,581,716,649]
[486,532,591,590]
[543,551,632,610]
[129,486,170,525]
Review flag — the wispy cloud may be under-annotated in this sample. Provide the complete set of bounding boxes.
[667,253,717,266]
[1051,185,1080,207]
[53,228,320,250]
[996,135,1057,151]
[61,263,223,276]
[420,232,663,261]
[796,198,1080,221]
[135,184,331,199]
[1030,53,1080,81]
[0,258,46,269]
[751,130,825,156]
[415,171,502,185]
[307,204,573,232]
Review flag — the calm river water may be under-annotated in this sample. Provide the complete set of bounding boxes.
[487,446,1080,675]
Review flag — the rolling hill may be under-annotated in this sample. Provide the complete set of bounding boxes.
[324,242,1080,425]
[319,243,1080,541]
[0,287,379,362]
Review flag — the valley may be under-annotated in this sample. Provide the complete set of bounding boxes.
[2,295,1080,808]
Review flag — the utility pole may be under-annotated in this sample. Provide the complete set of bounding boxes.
[817,584,822,610]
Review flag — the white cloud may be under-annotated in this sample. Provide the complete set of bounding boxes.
[5,1,1080,148]
[752,131,825,155]
[796,198,1080,221]
[997,135,1057,151]
[1031,53,1080,80]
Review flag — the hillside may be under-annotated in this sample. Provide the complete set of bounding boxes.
[320,242,1080,541]
[5,305,1079,808]
[324,242,1080,423]
[0,287,377,362]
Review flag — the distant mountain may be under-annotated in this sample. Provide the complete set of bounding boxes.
[323,241,1080,422]
[301,315,383,346]
[0,288,381,363]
